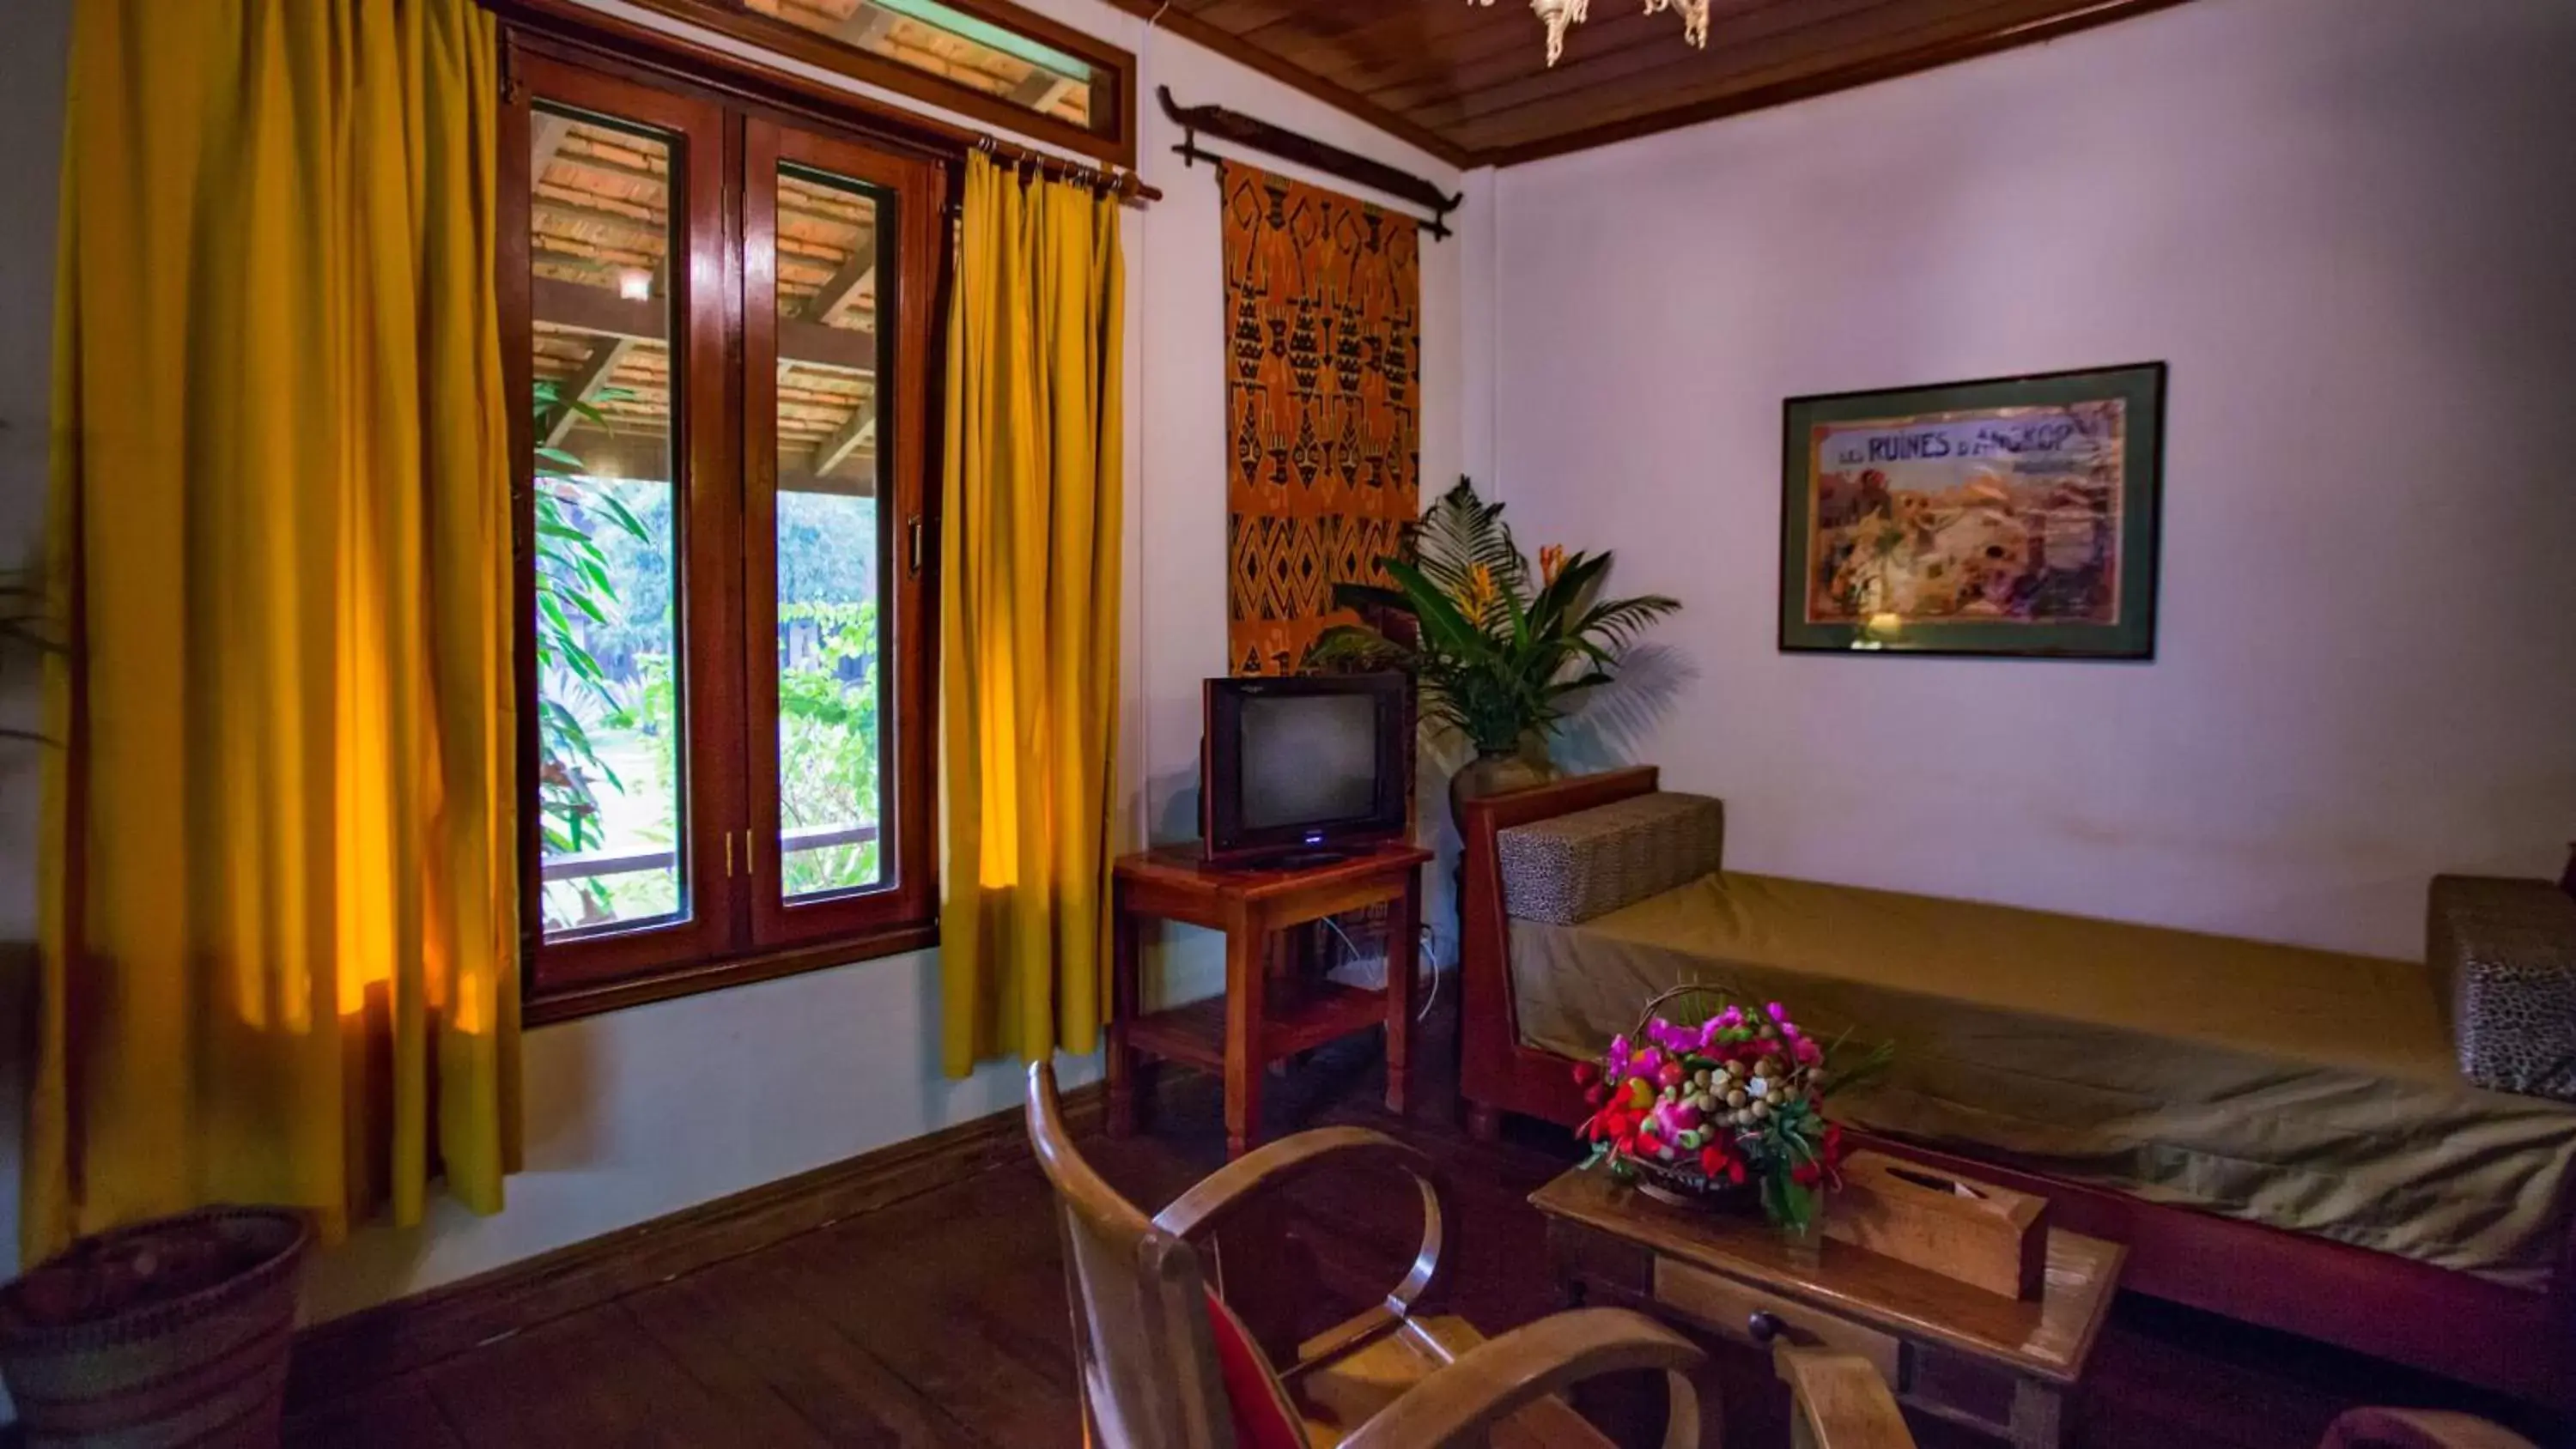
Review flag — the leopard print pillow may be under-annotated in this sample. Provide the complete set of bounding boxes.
[2427,876,2576,1102]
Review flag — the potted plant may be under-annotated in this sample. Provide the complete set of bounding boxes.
[1307,479,1680,816]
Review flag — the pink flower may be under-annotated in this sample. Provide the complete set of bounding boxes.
[1653,1099,1702,1138]
[1766,1001,1789,1022]
[1794,1037,1824,1066]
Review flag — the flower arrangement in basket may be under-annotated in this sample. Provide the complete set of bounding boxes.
[1575,985,1893,1232]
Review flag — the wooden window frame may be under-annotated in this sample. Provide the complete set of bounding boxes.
[505,45,949,1024]
[742,118,944,952]
[621,0,1137,169]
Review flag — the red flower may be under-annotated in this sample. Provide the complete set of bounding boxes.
[1583,1083,1609,1108]
[1571,1060,1601,1088]
[1698,1140,1751,1186]
[1792,1131,1846,1191]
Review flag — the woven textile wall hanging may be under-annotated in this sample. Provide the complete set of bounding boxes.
[1221,161,1421,676]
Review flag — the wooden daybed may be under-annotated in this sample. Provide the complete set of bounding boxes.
[1457,767,2576,1410]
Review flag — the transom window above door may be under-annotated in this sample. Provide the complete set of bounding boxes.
[626,0,1136,167]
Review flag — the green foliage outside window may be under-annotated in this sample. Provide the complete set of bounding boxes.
[532,376,887,926]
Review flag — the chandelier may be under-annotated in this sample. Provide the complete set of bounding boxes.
[1471,0,1712,67]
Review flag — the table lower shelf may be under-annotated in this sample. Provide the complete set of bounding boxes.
[1121,983,1388,1071]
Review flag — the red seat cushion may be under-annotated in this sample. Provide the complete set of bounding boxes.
[1204,1289,1304,1449]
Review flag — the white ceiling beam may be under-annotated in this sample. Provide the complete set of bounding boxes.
[1007,70,1079,113]
[809,401,878,477]
[542,336,637,449]
[803,251,877,324]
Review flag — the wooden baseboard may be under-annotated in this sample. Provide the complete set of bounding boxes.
[287,1081,1106,1412]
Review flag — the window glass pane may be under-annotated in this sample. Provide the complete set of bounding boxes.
[530,106,687,937]
[775,162,887,900]
[747,0,1094,128]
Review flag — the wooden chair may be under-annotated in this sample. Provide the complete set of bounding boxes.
[1027,1060,1712,1447]
[1028,1064,2553,1449]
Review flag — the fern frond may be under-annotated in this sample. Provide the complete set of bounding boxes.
[1574,594,1683,652]
[1414,477,1528,602]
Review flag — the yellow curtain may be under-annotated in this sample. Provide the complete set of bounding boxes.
[940,154,1125,1076]
[28,0,519,1260]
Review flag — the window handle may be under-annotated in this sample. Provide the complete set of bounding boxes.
[744,828,756,877]
[725,832,735,877]
[908,518,924,576]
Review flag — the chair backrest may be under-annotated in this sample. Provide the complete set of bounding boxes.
[1026,1062,1237,1449]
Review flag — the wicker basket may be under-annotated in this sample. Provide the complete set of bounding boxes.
[0,1208,310,1448]
[1604,983,1765,1210]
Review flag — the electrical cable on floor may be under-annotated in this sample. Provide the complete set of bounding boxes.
[1322,912,1364,967]
[1321,913,1443,1023]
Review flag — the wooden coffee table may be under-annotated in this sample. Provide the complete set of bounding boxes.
[1533,1167,2123,1448]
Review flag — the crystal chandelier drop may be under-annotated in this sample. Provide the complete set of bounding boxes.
[1471,0,1711,68]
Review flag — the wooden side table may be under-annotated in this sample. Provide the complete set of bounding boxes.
[1107,841,1433,1159]
[1532,1167,2123,1448]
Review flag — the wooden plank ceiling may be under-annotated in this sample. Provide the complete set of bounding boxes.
[532,116,881,494]
[1111,0,2184,167]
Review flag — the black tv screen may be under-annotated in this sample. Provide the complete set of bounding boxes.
[1239,693,1380,830]
[1201,674,1408,864]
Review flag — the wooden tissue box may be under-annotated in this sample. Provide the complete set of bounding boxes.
[1824,1151,2049,1300]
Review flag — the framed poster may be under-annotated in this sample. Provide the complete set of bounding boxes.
[1779,363,2166,658]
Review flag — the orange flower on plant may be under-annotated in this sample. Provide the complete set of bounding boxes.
[1459,562,1500,625]
[1539,544,1566,586]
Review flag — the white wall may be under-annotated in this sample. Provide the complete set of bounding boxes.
[301,0,1471,1321]
[1473,0,2576,960]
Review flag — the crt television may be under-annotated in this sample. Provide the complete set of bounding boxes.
[1200,673,1410,866]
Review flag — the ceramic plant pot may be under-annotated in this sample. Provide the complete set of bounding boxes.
[1447,740,1561,826]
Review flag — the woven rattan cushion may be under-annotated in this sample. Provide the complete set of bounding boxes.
[1498,791,1724,925]
[2427,876,2576,1102]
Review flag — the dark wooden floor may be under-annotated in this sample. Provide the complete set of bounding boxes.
[283,997,2567,1448]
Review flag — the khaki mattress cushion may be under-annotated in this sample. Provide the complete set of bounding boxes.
[1510,871,2576,1288]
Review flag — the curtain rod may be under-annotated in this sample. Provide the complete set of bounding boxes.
[1157,87,1462,239]
[969,132,1163,207]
